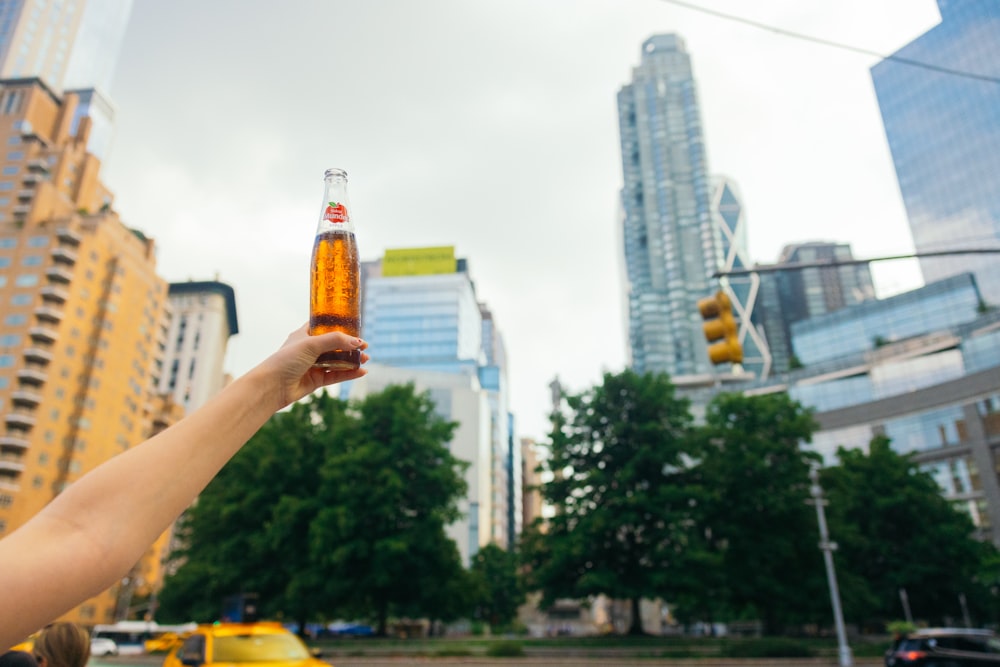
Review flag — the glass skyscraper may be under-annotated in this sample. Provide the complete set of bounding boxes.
[357,247,518,557]
[618,34,764,379]
[871,0,1000,303]
[0,0,133,93]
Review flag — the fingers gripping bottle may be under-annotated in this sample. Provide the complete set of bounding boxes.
[308,167,361,369]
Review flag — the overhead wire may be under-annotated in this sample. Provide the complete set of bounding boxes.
[658,0,1000,85]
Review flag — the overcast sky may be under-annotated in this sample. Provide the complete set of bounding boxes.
[103,0,941,440]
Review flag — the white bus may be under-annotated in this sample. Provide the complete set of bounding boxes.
[90,621,197,655]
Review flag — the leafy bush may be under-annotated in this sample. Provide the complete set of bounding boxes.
[486,641,525,657]
[719,638,815,658]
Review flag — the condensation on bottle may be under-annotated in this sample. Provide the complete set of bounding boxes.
[308,167,361,370]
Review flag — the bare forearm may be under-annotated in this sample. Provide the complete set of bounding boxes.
[42,364,281,565]
[0,327,366,648]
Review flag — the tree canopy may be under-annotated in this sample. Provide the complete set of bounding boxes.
[822,435,999,627]
[156,385,469,634]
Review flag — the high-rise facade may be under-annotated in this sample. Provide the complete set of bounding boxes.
[871,0,1000,303]
[158,280,238,415]
[744,273,1000,545]
[618,35,752,378]
[0,0,133,94]
[0,77,178,624]
[757,242,876,373]
[356,246,518,561]
[710,177,771,379]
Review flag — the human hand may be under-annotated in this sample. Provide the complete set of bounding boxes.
[254,324,369,409]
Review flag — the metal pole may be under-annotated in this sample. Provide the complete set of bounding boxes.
[959,592,972,628]
[899,588,913,624]
[809,468,853,667]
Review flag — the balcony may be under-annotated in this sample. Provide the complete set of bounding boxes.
[51,246,77,265]
[34,305,63,325]
[27,157,49,173]
[23,346,53,364]
[11,390,41,407]
[12,203,30,215]
[0,478,20,492]
[16,189,33,201]
[0,435,30,452]
[17,366,47,385]
[28,325,58,344]
[5,411,37,429]
[45,266,73,283]
[0,456,25,474]
[57,227,82,246]
[40,285,68,303]
[22,172,42,185]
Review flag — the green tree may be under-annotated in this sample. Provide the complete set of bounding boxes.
[523,370,704,635]
[695,391,824,634]
[157,392,354,627]
[158,386,469,633]
[310,383,469,636]
[469,544,525,630]
[822,435,999,626]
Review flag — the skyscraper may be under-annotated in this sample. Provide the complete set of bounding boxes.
[871,0,1000,303]
[158,280,239,415]
[618,34,752,378]
[0,0,134,163]
[355,246,518,561]
[757,242,876,373]
[0,0,133,94]
[0,77,177,624]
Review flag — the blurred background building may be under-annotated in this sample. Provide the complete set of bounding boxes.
[158,280,238,415]
[756,242,877,374]
[617,34,767,381]
[871,0,1000,303]
[347,246,520,564]
[0,77,180,624]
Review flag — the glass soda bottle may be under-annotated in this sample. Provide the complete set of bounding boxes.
[308,167,361,370]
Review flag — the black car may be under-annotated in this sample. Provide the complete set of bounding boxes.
[885,628,1000,666]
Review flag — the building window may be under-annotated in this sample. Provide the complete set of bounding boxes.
[26,236,47,247]
[22,255,42,266]
[15,274,37,286]
[0,257,9,267]
[3,314,26,325]
[0,355,13,368]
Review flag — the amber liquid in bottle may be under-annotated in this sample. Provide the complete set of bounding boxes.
[308,169,361,370]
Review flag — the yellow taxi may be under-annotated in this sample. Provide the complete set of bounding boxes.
[160,623,330,667]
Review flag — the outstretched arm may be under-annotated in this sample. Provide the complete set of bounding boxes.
[0,325,367,648]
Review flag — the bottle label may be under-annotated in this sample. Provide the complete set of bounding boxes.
[323,201,349,224]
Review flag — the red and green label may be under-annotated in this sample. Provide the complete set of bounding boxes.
[323,201,348,223]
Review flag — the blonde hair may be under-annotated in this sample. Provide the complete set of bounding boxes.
[34,624,88,667]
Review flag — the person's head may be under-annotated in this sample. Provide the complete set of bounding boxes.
[33,624,88,667]
[0,651,39,667]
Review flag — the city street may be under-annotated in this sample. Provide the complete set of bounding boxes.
[92,654,885,667]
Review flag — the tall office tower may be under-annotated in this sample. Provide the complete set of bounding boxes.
[0,0,133,93]
[0,77,177,624]
[357,246,518,560]
[710,177,771,379]
[871,0,1000,303]
[618,34,726,378]
[757,241,876,373]
[158,280,239,415]
[0,0,134,162]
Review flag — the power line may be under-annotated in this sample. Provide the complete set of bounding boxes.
[713,248,1000,278]
[659,0,1000,85]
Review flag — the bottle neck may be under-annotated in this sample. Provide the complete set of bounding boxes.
[317,175,354,233]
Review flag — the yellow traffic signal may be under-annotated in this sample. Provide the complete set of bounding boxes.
[697,291,743,365]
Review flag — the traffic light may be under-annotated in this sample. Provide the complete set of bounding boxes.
[697,290,743,365]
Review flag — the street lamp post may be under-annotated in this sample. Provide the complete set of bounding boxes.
[809,468,853,667]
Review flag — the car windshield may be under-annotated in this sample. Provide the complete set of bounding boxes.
[212,634,309,662]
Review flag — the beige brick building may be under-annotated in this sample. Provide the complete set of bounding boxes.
[0,77,180,626]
